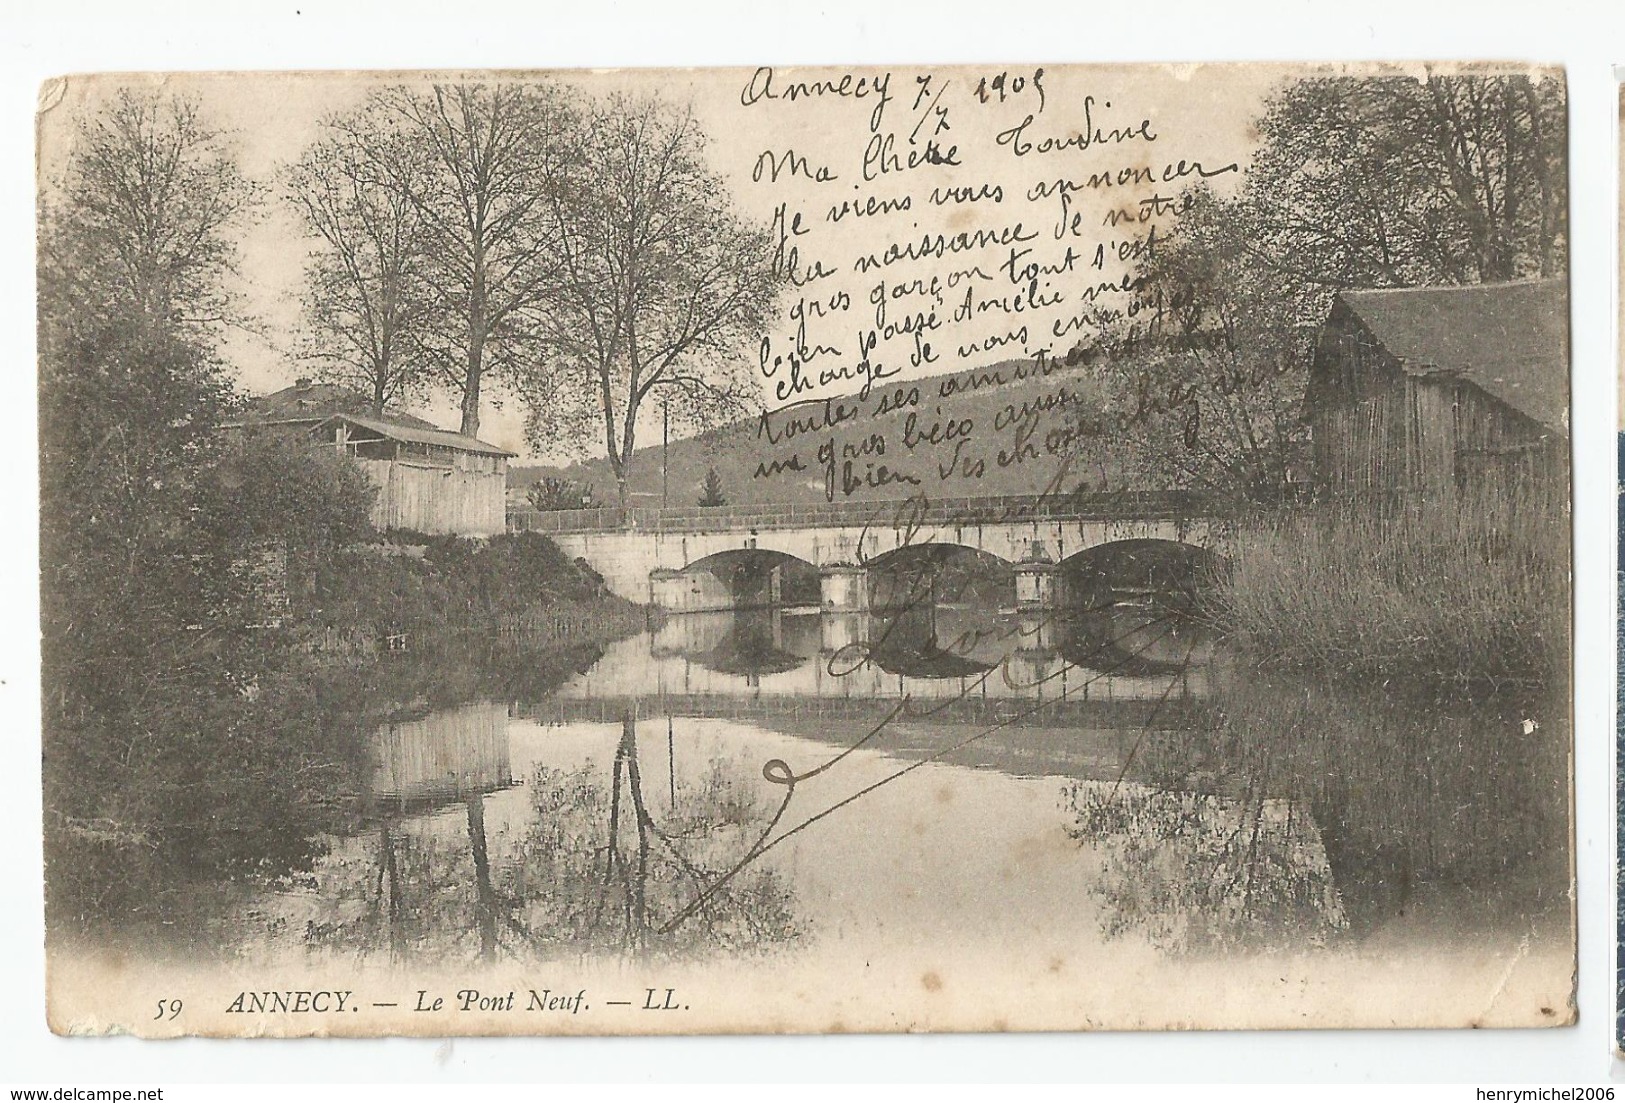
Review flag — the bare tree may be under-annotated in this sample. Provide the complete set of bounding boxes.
[43,89,260,340]
[332,83,578,438]
[520,96,781,507]
[286,127,433,415]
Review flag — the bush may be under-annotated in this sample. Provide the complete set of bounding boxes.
[208,432,378,549]
[310,531,623,636]
[526,476,593,512]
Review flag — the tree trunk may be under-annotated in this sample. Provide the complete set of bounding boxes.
[1523,79,1560,278]
[622,709,651,948]
[467,796,497,963]
[380,821,405,961]
[462,268,486,438]
[461,335,483,438]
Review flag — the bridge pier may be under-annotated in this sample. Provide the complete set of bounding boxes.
[648,567,688,609]
[541,497,1224,610]
[1005,610,1062,688]
[1014,541,1067,610]
[648,566,736,612]
[819,564,870,612]
[1014,610,1062,652]
[819,611,871,654]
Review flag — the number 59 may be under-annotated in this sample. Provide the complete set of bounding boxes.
[154,998,182,1021]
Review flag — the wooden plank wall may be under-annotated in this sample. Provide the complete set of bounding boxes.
[1313,376,1553,496]
[357,458,507,536]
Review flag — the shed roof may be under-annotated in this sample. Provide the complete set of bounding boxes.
[1338,279,1570,433]
[317,412,516,458]
[229,382,440,431]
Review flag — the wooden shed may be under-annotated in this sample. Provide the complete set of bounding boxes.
[313,412,512,537]
[227,382,515,537]
[1305,280,1569,496]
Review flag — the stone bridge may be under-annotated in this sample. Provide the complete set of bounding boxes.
[512,491,1227,613]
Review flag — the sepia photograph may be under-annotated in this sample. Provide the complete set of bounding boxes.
[36,61,1574,1037]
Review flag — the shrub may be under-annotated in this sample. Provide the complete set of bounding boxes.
[209,432,378,549]
[526,476,593,512]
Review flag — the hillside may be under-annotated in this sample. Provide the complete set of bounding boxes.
[512,354,1131,510]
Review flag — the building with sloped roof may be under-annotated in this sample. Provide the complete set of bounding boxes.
[1306,279,1569,495]
[228,381,515,537]
[224,380,441,432]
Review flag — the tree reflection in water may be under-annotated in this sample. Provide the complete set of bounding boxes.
[1065,664,1567,956]
[301,709,798,966]
[1064,780,1346,954]
[510,712,797,959]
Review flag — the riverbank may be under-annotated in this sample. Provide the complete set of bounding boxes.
[43,531,652,948]
[1211,486,1568,690]
[301,530,648,645]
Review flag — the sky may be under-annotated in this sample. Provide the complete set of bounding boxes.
[38,63,1300,460]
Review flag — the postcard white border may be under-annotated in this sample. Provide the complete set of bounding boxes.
[2,0,1620,1083]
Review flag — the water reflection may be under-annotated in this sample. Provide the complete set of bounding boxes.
[554,605,1564,961]
[1063,673,1567,956]
[271,705,798,967]
[1064,784,1348,954]
[583,605,1215,708]
[370,701,514,814]
[508,715,798,958]
[116,596,1565,981]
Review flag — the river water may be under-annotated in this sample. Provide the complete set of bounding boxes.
[65,604,1575,1030]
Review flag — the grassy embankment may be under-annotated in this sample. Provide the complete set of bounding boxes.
[1211,481,1568,689]
[303,529,647,654]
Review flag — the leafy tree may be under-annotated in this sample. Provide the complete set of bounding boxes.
[698,467,727,508]
[38,88,269,926]
[286,127,434,415]
[37,90,396,939]
[39,89,259,668]
[41,90,261,339]
[1074,189,1314,500]
[520,95,782,507]
[1073,71,1566,500]
[525,475,592,512]
[1243,71,1566,287]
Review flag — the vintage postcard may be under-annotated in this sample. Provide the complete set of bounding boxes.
[38,62,1574,1036]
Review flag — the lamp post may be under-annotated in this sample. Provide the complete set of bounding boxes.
[662,396,670,510]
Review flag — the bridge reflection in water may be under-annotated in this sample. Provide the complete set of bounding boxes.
[545,606,1214,719]
[224,593,1565,984]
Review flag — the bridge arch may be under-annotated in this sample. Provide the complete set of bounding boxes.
[863,542,1016,613]
[1060,537,1224,614]
[543,493,1226,608]
[1057,602,1217,676]
[656,547,821,611]
[1053,538,1221,675]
